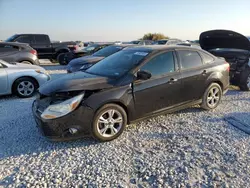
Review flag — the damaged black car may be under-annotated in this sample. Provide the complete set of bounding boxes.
[33,45,229,142]
[200,30,250,91]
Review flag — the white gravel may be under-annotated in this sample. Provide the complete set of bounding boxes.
[0,65,250,187]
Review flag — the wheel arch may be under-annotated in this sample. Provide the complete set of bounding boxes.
[11,76,39,94]
[94,100,130,124]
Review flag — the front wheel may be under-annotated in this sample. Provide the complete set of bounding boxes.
[92,104,127,142]
[13,77,38,98]
[201,83,222,110]
[239,68,250,91]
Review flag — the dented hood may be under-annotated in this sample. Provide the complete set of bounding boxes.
[199,30,250,51]
[38,71,115,96]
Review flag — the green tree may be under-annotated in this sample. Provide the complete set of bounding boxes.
[141,33,169,40]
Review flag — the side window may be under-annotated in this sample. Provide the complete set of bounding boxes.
[178,50,203,69]
[15,36,32,43]
[0,44,19,52]
[35,35,49,44]
[200,52,214,64]
[140,52,175,77]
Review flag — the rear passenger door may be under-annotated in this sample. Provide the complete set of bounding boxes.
[177,50,210,102]
[33,35,52,59]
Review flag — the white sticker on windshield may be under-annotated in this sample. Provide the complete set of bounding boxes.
[134,52,148,56]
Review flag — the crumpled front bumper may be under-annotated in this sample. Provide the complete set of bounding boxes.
[32,100,95,141]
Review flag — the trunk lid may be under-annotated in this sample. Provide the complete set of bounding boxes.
[199,30,250,51]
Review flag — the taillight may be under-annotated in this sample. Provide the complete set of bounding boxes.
[30,49,37,55]
[73,45,78,51]
[224,61,230,72]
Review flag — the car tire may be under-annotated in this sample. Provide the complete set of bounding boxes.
[20,61,32,65]
[57,53,67,65]
[92,104,127,142]
[201,83,222,110]
[239,68,250,91]
[13,77,38,98]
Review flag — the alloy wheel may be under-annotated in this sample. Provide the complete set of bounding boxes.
[207,86,220,108]
[97,109,123,138]
[247,74,250,89]
[17,81,35,96]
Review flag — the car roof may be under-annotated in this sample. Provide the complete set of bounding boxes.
[112,44,136,47]
[124,45,202,52]
[0,42,31,48]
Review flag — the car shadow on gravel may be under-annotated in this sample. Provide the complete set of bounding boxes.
[0,135,100,159]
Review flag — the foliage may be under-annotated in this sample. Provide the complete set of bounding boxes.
[141,33,169,41]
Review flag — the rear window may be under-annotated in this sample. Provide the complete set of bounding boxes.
[0,44,19,52]
[178,50,203,69]
[35,35,49,44]
[156,40,168,45]
[93,46,123,57]
[200,52,214,64]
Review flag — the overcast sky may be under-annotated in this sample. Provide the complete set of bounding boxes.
[0,0,249,41]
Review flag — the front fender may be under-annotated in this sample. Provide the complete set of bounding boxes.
[84,85,134,121]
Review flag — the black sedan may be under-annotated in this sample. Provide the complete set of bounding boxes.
[66,44,134,73]
[33,45,230,142]
[59,43,111,65]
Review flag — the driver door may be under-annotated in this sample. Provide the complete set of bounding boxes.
[132,51,182,119]
[0,63,8,94]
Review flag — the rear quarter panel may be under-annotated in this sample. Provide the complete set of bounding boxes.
[203,59,230,93]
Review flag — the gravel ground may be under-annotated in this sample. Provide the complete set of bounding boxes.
[0,65,250,187]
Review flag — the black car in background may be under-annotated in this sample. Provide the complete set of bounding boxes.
[33,45,229,142]
[0,42,40,65]
[60,43,111,65]
[5,34,77,62]
[200,30,250,91]
[66,44,134,73]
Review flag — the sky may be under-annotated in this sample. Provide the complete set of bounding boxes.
[0,0,249,42]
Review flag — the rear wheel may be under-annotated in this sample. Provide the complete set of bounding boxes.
[92,104,127,142]
[239,68,250,91]
[57,53,67,65]
[201,83,222,110]
[13,77,38,98]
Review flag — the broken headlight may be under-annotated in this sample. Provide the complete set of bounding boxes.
[41,93,84,120]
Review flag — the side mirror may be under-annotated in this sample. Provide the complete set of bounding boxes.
[137,70,152,80]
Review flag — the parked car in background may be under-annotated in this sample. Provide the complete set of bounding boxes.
[33,45,229,142]
[5,34,78,62]
[67,44,134,73]
[130,40,154,45]
[0,42,40,65]
[61,43,111,65]
[200,30,250,91]
[154,38,183,45]
[0,59,50,98]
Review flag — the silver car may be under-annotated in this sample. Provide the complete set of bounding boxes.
[0,42,40,65]
[0,60,50,98]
